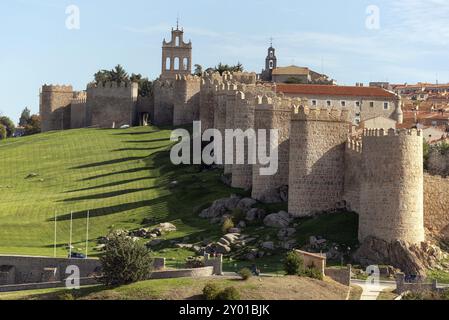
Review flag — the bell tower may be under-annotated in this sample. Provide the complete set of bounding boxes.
[263,39,277,81]
[161,21,192,80]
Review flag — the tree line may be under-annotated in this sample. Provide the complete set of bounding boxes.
[0,108,41,141]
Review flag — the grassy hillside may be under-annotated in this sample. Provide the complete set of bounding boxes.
[0,276,350,300]
[0,126,239,257]
[0,126,358,271]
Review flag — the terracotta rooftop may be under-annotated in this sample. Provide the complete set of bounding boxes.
[272,66,310,76]
[275,84,397,98]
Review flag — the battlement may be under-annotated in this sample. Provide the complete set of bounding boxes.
[363,128,422,137]
[87,81,138,100]
[292,106,350,123]
[41,84,73,93]
[346,137,363,153]
[255,95,294,111]
[174,74,202,82]
[87,81,138,90]
[71,96,87,105]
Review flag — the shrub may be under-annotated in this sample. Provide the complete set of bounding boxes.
[301,267,323,281]
[222,217,235,234]
[238,268,253,281]
[438,141,449,155]
[284,251,304,275]
[99,232,153,286]
[216,286,241,301]
[203,282,221,300]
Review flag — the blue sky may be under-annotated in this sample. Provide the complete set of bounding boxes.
[1,0,449,122]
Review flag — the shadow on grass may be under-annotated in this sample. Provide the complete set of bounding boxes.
[111,130,160,136]
[80,167,156,181]
[66,177,157,193]
[124,138,171,144]
[52,196,172,221]
[112,146,166,152]
[71,156,148,170]
[60,186,161,202]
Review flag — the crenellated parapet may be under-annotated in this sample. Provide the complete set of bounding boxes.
[41,84,73,93]
[87,81,138,100]
[292,106,351,123]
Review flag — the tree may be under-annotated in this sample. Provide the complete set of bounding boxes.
[194,64,203,76]
[0,124,6,140]
[94,69,112,84]
[0,116,15,137]
[94,66,152,97]
[214,62,244,75]
[110,64,129,83]
[19,108,31,127]
[131,73,153,98]
[24,115,41,136]
[284,251,304,275]
[284,77,308,84]
[100,232,153,286]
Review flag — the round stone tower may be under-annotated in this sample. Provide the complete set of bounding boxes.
[39,85,74,132]
[288,106,351,217]
[359,128,425,244]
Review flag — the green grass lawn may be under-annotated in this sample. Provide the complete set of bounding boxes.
[0,126,359,272]
[0,126,239,257]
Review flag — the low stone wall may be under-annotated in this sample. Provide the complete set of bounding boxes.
[149,267,214,280]
[0,277,99,293]
[424,174,449,239]
[0,255,101,286]
[325,266,352,286]
[395,273,445,295]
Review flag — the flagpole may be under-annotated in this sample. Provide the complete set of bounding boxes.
[69,211,73,258]
[54,211,57,258]
[85,210,90,258]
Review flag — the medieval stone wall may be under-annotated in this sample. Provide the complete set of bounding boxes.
[289,107,351,216]
[173,75,201,126]
[153,80,174,126]
[224,83,239,175]
[40,85,74,132]
[343,137,363,213]
[86,82,138,128]
[200,74,222,133]
[359,129,424,244]
[70,92,87,129]
[252,96,293,201]
[231,91,256,189]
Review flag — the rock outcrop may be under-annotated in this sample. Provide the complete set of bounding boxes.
[353,236,447,276]
[263,211,293,228]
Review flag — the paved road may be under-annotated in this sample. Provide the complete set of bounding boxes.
[351,279,397,300]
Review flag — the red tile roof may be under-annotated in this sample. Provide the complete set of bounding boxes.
[275,84,397,99]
